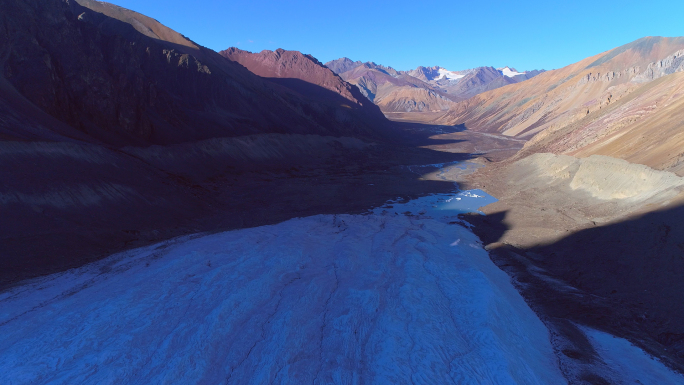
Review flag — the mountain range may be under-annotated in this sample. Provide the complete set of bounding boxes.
[324,58,544,113]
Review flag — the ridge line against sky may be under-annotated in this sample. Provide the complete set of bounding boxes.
[103,0,684,71]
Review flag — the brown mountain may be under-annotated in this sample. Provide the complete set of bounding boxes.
[449,37,684,369]
[1,0,389,146]
[325,57,364,75]
[406,66,444,82]
[336,63,458,112]
[436,36,684,174]
[439,67,517,98]
[334,63,461,112]
[219,47,388,130]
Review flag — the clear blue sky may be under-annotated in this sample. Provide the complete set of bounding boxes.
[105,0,684,71]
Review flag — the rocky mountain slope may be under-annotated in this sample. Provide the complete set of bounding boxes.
[325,58,543,113]
[218,48,387,127]
[337,63,456,112]
[436,36,684,174]
[1,0,390,146]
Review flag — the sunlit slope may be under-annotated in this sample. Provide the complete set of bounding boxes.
[74,0,200,51]
[375,87,457,112]
[520,72,684,175]
[436,37,684,145]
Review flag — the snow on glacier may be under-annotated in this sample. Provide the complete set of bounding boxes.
[0,193,566,384]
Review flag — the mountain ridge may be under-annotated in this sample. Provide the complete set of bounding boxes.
[324,58,544,113]
[435,36,684,174]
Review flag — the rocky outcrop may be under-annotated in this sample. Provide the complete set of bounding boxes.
[633,49,684,82]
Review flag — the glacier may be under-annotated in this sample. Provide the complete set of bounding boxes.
[1,190,681,384]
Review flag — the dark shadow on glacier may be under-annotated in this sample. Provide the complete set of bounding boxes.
[465,205,684,376]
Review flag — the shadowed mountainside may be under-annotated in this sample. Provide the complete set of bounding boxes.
[0,0,391,146]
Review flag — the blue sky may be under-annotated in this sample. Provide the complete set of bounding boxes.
[106,0,684,71]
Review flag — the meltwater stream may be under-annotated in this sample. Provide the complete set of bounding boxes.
[0,163,680,384]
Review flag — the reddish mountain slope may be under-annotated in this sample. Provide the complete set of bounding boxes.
[220,47,388,130]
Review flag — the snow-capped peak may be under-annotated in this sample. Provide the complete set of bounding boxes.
[500,66,526,78]
[434,67,465,81]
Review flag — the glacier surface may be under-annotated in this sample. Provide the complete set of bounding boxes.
[0,194,566,384]
[2,190,680,384]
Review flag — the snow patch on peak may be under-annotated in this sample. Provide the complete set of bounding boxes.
[500,66,526,78]
[435,67,465,81]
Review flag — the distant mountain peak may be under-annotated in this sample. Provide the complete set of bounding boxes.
[325,57,364,75]
[325,58,545,113]
[498,66,527,78]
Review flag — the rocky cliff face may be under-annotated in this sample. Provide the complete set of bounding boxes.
[633,49,684,82]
